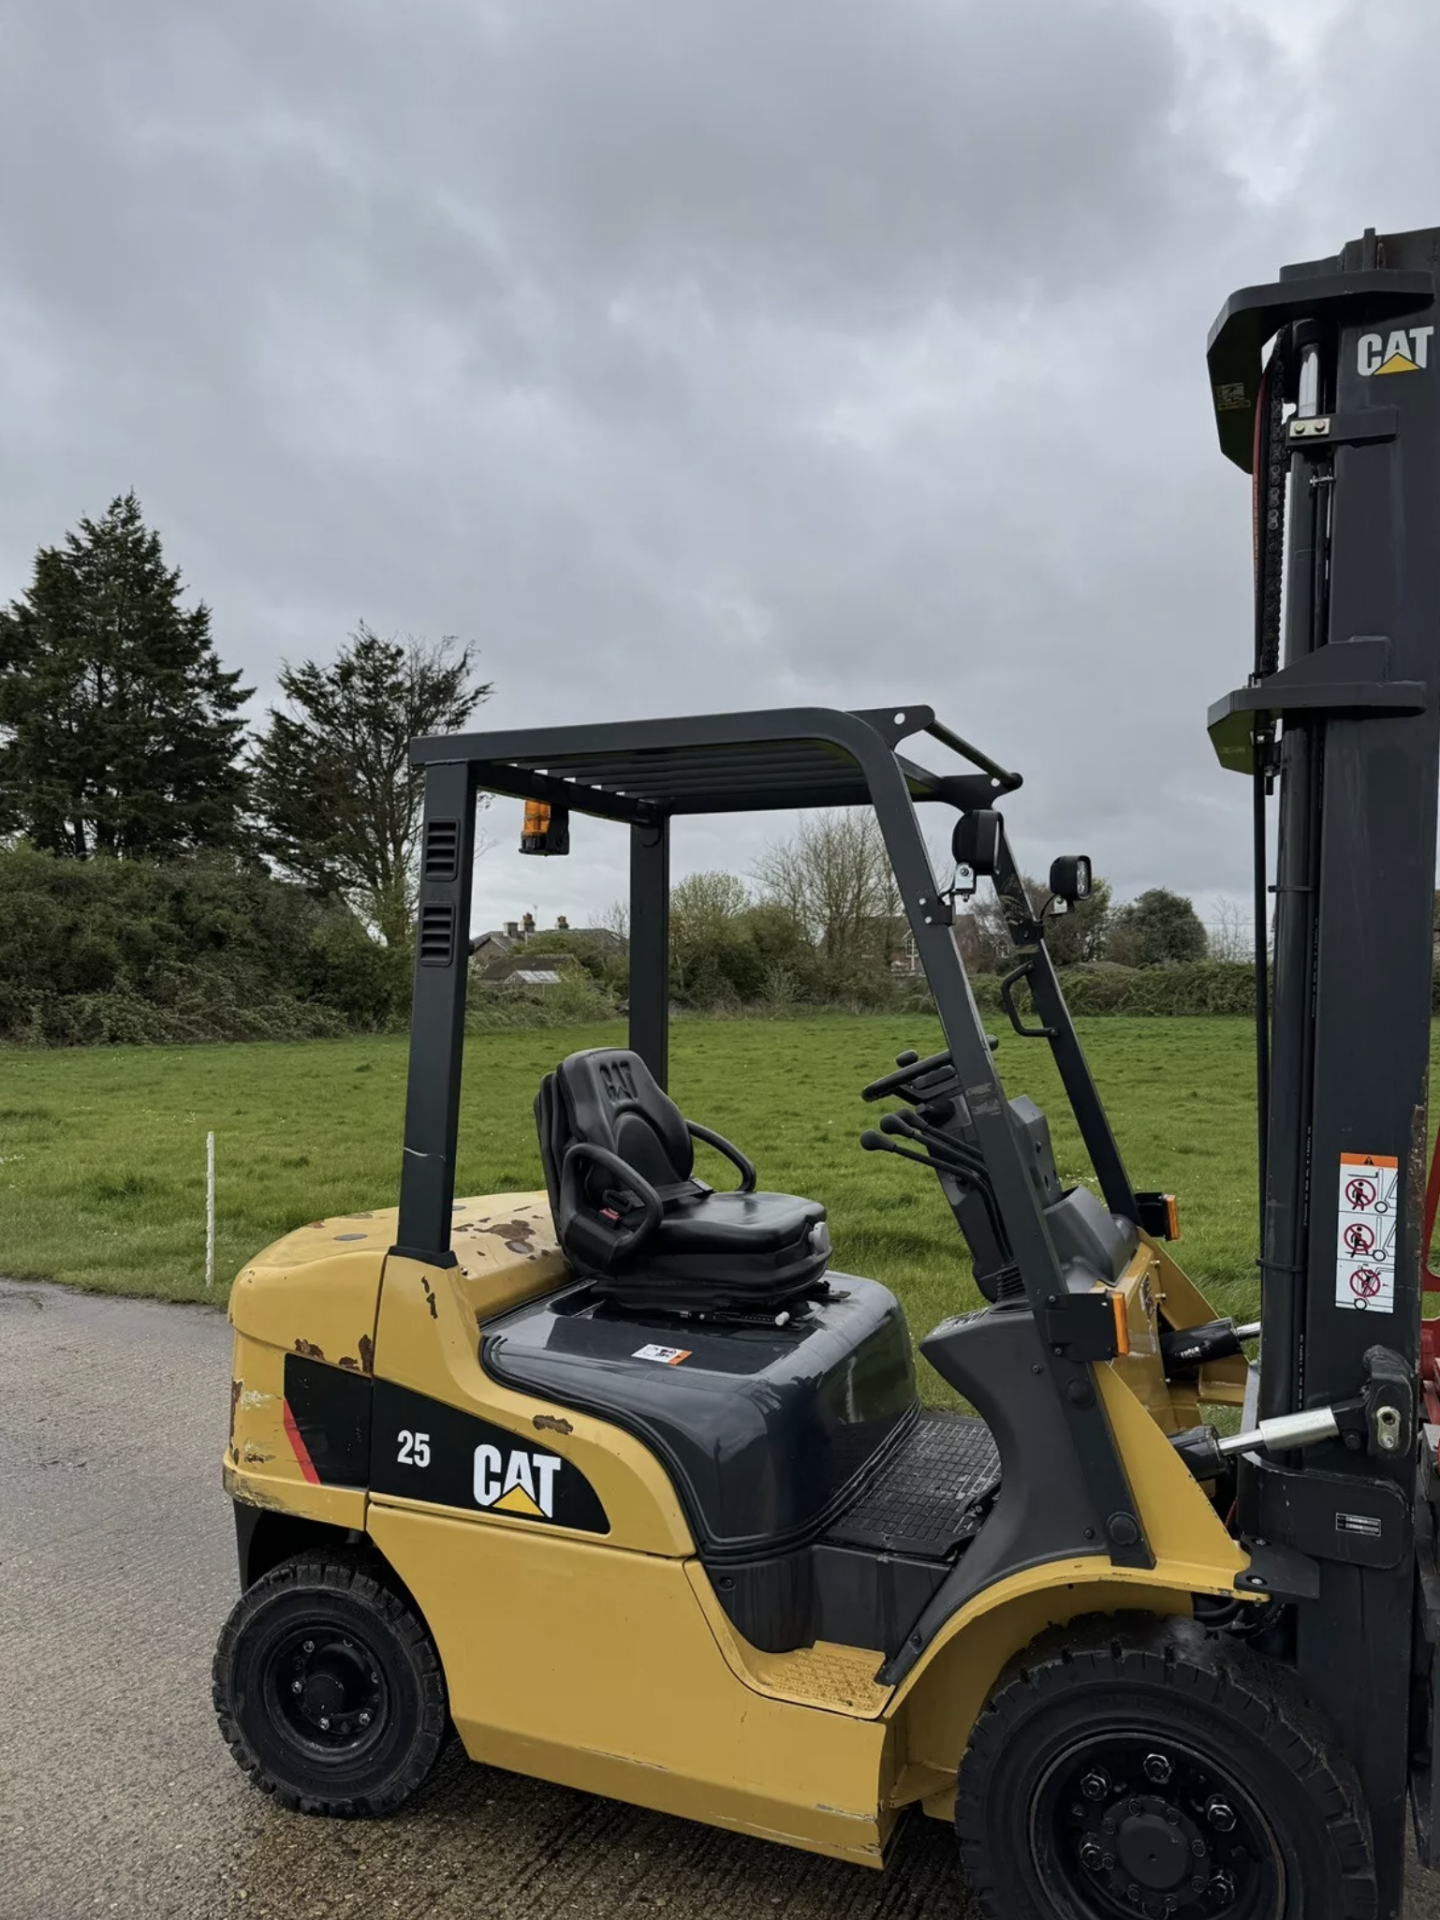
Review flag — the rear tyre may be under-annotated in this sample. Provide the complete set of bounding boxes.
[213,1549,447,1817]
[955,1614,1375,1920]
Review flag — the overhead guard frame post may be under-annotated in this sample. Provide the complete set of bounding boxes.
[392,757,479,1266]
[629,817,671,1088]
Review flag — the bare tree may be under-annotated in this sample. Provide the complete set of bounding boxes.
[1206,896,1252,963]
[753,810,900,968]
[597,898,630,942]
[954,874,1051,973]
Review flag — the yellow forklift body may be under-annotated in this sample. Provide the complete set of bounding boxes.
[226,1204,1257,1865]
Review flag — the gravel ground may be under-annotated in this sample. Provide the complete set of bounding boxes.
[1,1279,1436,1920]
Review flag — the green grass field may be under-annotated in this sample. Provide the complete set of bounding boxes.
[0,1013,1310,1343]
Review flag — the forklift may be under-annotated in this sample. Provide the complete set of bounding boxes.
[215,226,1440,1919]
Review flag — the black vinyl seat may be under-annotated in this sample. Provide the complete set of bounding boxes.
[535,1048,831,1315]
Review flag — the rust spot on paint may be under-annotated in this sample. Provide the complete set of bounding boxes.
[533,1414,574,1436]
[241,1443,273,1465]
[419,1276,438,1320]
[486,1220,535,1243]
[229,1378,242,1446]
[293,1338,325,1361]
[358,1333,374,1374]
[338,1355,360,1371]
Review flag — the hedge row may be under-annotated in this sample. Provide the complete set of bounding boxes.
[970,961,1260,1019]
[0,846,409,1046]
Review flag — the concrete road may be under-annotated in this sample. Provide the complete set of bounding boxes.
[1,1281,1437,1920]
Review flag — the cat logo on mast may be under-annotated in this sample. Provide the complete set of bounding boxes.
[1358,326,1434,376]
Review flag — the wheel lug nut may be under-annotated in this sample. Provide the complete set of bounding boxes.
[1143,1752,1172,1785]
[1164,1808,1179,1826]
[302,1640,314,1654]
[318,1715,330,1730]
[1206,1796,1236,1833]
[1209,1869,1236,1901]
[1191,1838,1207,1857]
[358,1711,371,1726]
[1102,1817,1117,1834]
[1081,1768,1110,1801]
[291,1679,303,1694]
[1128,1798,1144,1817]
[1079,1840,1104,1871]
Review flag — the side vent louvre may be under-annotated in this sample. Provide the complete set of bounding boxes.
[418,903,456,968]
[423,818,460,881]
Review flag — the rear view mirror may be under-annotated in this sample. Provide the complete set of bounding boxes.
[1049,855,1092,902]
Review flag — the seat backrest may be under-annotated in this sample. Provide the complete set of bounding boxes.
[538,1049,694,1202]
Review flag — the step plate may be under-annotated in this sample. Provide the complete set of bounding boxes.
[825,1409,1000,1559]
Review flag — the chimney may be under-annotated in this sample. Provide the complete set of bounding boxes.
[556,914,569,931]
[522,911,535,937]
[504,920,519,939]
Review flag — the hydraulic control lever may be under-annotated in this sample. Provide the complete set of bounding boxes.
[861,1115,1011,1263]
[879,1109,990,1181]
[860,1124,990,1193]
[859,1128,942,1173]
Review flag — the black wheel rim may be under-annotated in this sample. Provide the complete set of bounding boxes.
[1028,1731,1284,1920]
[260,1623,390,1765]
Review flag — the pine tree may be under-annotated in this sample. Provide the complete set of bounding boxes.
[251,625,491,945]
[0,493,251,856]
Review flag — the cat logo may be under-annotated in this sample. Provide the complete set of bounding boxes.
[1358,326,1434,376]
[473,1443,563,1520]
[598,1058,638,1103]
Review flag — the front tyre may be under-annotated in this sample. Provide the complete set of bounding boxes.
[955,1614,1375,1920]
[213,1549,448,1817]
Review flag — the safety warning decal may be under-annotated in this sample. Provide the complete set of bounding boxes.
[1334,1152,1398,1313]
[633,1344,692,1366]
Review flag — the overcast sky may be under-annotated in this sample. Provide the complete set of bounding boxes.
[3,0,1437,938]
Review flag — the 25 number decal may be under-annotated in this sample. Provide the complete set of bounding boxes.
[396,1429,431,1469]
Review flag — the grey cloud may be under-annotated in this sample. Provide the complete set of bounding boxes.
[1,0,1437,936]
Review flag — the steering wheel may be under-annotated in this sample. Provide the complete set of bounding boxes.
[860,1036,998,1106]
[860,1048,953,1104]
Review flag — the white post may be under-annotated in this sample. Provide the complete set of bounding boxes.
[206,1131,216,1290]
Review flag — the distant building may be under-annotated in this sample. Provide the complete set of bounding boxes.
[469,913,625,986]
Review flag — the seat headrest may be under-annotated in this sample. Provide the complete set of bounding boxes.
[553,1048,693,1189]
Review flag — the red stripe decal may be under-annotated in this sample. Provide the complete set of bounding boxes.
[282,1398,321,1485]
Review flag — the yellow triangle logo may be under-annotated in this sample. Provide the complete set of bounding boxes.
[493,1483,544,1518]
[1375,352,1419,375]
